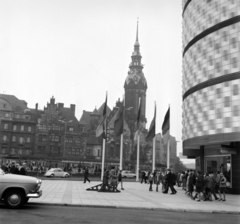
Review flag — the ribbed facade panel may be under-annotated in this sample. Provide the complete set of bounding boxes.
[182,0,240,142]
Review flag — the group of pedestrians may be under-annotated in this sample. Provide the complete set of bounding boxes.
[180,170,228,202]
[1,161,27,175]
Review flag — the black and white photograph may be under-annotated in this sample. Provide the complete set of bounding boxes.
[0,0,240,223]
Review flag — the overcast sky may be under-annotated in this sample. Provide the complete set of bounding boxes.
[0,0,194,163]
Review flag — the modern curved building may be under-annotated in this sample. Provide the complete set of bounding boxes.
[182,0,240,193]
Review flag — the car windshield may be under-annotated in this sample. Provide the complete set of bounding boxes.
[48,168,55,171]
[0,168,5,175]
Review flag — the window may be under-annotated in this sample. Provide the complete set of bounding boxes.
[18,149,22,155]
[3,123,8,130]
[55,136,59,142]
[28,126,31,132]
[69,138,73,143]
[69,127,74,132]
[12,136,16,142]
[20,125,24,131]
[1,148,6,154]
[27,137,31,143]
[42,135,47,142]
[2,135,7,142]
[13,125,17,131]
[10,148,15,155]
[19,137,25,144]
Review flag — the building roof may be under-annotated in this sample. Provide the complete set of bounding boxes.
[97,103,111,116]
[59,107,79,126]
[79,110,92,125]
[86,135,101,145]
[0,94,28,112]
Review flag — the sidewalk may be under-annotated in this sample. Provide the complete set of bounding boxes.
[29,180,240,214]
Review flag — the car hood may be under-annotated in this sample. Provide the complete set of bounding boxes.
[0,173,39,183]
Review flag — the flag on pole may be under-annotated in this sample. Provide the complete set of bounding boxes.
[162,107,170,144]
[96,94,108,139]
[134,98,141,141]
[114,100,124,138]
[145,103,156,142]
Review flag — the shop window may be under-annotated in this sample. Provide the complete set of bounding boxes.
[205,155,232,187]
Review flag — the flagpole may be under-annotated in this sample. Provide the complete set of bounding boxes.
[167,104,170,169]
[101,92,107,181]
[136,97,141,182]
[136,133,140,182]
[119,94,125,170]
[152,101,156,173]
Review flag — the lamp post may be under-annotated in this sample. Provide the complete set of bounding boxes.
[59,120,73,158]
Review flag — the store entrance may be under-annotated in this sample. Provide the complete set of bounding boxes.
[205,155,231,187]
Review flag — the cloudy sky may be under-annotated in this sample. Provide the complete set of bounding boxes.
[0,0,193,162]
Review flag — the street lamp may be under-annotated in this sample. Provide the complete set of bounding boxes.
[59,119,73,158]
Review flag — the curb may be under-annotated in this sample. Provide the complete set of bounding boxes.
[28,202,240,215]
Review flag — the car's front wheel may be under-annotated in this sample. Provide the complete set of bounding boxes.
[4,189,25,209]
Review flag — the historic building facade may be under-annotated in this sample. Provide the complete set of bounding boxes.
[182,0,240,193]
[0,94,37,162]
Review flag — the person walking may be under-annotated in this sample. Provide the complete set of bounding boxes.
[117,170,124,190]
[163,169,176,194]
[204,172,212,201]
[83,167,90,183]
[218,173,227,201]
[210,171,219,200]
[155,171,161,192]
[192,171,204,202]
[141,171,146,184]
[148,172,154,191]
[19,163,27,175]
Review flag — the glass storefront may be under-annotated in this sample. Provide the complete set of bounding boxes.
[205,155,232,187]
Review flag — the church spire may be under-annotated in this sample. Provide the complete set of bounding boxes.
[135,19,139,46]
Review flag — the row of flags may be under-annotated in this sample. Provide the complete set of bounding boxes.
[96,94,170,142]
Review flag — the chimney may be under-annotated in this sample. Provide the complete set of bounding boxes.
[35,103,38,111]
[70,104,76,115]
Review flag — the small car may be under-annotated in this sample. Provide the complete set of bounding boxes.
[0,168,42,208]
[44,168,70,178]
[121,170,136,178]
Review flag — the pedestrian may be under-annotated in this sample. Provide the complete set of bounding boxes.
[83,167,90,183]
[210,171,219,200]
[182,171,187,190]
[117,170,124,190]
[148,172,154,191]
[218,173,227,201]
[141,171,146,183]
[147,170,151,184]
[188,170,194,198]
[155,171,161,192]
[163,169,176,194]
[109,166,117,187]
[100,168,110,191]
[10,161,19,174]
[1,163,8,173]
[192,171,204,202]
[204,172,212,201]
[19,163,27,175]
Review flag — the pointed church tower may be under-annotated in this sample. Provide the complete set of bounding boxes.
[124,21,147,140]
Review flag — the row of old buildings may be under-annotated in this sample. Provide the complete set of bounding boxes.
[0,23,177,172]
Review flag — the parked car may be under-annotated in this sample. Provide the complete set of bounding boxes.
[0,168,42,208]
[44,168,70,178]
[121,170,136,178]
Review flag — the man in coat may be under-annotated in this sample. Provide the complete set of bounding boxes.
[163,169,177,194]
[10,161,19,174]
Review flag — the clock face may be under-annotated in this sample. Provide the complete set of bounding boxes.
[133,75,139,84]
